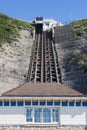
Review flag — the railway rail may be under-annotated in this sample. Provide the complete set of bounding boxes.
[28,31,62,83]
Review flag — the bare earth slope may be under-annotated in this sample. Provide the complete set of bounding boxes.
[0,30,33,95]
[55,25,87,94]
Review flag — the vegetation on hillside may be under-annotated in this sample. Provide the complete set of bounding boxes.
[70,19,87,73]
[0,13,33,45]
[71,19,87,39]
[70,53,87,73]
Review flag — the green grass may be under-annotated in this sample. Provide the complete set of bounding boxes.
[70,19,87,38]
[69,19,87,73]
[71,19,87,27]
[0,13,33,45]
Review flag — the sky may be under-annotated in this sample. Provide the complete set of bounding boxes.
[0,0,87,24]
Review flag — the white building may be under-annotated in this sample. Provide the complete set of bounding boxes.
[34,17,63,31]
[43,19,63,31]
[0,83,87,126]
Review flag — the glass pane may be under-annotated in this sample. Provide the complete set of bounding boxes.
[82,102,87,106]
[32,101,38,106]
[4,102,9,106]
[47,101,53,106]
[26,109,33,122]
[40,101,45,106]
[76,102,81,106]
[43,108,51,123]
[62,102,67,106]
[54,102,60,106]
[34,108,42,123]
[52,109,58,122]
[25,101,31,106]
[18,101,23,106]
[69,102,74,106]
[0,102,2,106]
[11,102,16,106]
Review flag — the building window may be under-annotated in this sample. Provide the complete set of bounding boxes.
[25,101,31,106]
[52,109,59,122]
[45,23,49,26]
[4,101,9,106]
[26,108,59,124]
[18,101,23,106]
[62,102,68,106]
[26,109,33,122]
[47,101,53,106]
[82,102,87,106]
[40,101,45,106]
[69,102,74,106]
[34,108,42,123]
[32,101,38,106]
[54,101,60,106]
[11,101,16,106]
[0,101,2,106]
[76,102,81,106]
[43,108,51,122]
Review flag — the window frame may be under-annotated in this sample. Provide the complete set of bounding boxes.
[25,107,59,124]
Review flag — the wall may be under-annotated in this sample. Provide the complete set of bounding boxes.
[0,106,86,125]
[55,25,87,94]
[0,30,33,96]
[60,106,87,125]
[0,107,25,125]
[0,125,86,130]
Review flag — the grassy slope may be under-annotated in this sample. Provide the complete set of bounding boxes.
[0,13,33,45]
[70,19,87,73]
[71,19,87,39]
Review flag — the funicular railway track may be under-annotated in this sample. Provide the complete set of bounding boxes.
[28,31,62,83]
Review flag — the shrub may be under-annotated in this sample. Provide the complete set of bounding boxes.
[0,13,33,45]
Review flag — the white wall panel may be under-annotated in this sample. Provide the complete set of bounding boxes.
[0,107,25,125]
[60,106,87,125]
[0,106,87,125]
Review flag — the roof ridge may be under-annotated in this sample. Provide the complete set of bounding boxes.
[2,82,83,97]
[2,82,29,96]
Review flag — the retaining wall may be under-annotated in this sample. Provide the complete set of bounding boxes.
[0,125,86,130]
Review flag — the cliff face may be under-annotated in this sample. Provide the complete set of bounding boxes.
[0,14,87,95]
[0,30,33,95]
[55,24,87,94]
